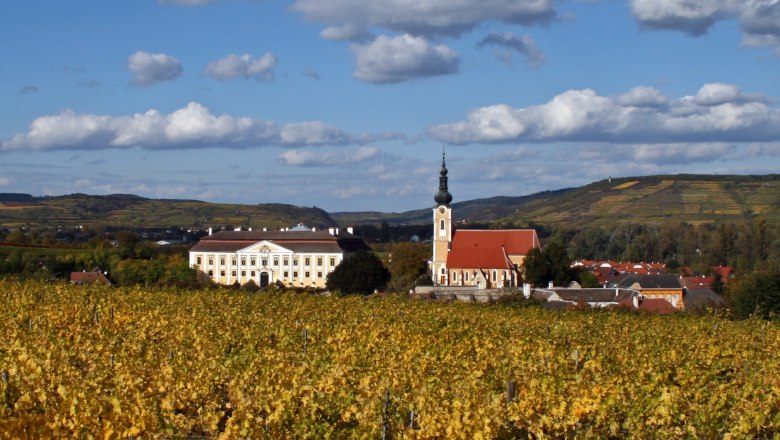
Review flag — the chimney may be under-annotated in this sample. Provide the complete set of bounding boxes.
[347,226,353,234]
[548,281,554,289]
[208,227,212,236]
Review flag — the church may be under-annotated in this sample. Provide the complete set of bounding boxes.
[430,153,541,289]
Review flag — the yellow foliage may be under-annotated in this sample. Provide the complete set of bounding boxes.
[0,281,778,438]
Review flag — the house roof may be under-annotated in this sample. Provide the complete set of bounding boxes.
[189,229,370,254]
[612,273,683,289]
[446,229,539,269]
[684,288,726,310]
[548,288,639,303]
[70,271,111,285]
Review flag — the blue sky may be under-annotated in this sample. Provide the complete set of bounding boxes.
[1,0,779,212]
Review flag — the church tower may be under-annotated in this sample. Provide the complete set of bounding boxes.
[432,150,453,285]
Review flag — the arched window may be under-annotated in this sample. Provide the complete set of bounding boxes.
[440,219,445,230]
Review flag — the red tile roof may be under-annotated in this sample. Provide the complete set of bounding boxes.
[446,229,539,269]
[70,271,111,285]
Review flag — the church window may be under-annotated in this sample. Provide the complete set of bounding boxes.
[492,271,497,282]
[440,219,445,230]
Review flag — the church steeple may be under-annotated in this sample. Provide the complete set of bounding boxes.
[434,149,453,206]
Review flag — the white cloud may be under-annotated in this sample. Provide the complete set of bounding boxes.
[428,83,780,144]
[476,32,545,68]
[203,53,277,81]
[1,102,382,151]
[279,122,354,146]
[746,142,780,157]
[127,51,183,86]
[291,0,556,40]
[352,34,459,83]
[0,177,11,186]
[630,0,780,55]
[277,146,380,167]
[582,143,738,165]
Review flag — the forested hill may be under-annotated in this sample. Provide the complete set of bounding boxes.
[0,193,335,229]
[332,174,780,227]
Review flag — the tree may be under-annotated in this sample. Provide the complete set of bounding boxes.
[729,265,780,319]
[522,237,574,287]
[326,251,390,295]
[386,243,429,293]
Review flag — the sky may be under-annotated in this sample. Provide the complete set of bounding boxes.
[1,0,779,213]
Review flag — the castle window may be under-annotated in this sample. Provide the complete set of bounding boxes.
[262,258,268,266]
[220,257,225,266]
[250,257,256,266]
[274,257,279,266]
[208,270,213,276]
[305,271,310,278]
[241,271,246,277]
[232,258,236,266]
[241,258,246,266]
[220,271,225,276]
[330,257,336,266]
[284,271,288,278]
[317,272,322,278]
[208,257,213,266]
[305,257,311,266]
[293,271,298,278]
[317,257,323,266]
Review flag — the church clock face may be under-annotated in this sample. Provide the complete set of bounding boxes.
[438,207,446,214]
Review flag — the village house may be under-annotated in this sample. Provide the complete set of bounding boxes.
[69,268,111,286]
[430,152,540,289]
[611,273,685,310]
[188,226,370,288]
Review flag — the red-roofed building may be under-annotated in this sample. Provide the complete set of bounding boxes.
[70,268,111,285]
[430,152,540,288]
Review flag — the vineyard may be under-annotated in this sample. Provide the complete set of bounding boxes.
[1,281,779,438]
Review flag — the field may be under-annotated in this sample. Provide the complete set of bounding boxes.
[1,281,779,438]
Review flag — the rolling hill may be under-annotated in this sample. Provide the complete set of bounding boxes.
[0,193,335,229]
[331,174,780,228]
[1,174,778,230]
